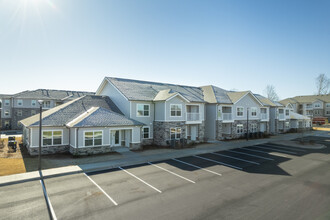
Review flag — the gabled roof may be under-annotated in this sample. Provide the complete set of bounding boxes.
[66,107,143,128]
[20,95,123,127]
[254,94,283,107]
[101,77,205,103]
[1,89,95,100]
[280,94,330,105]
[226,91,263,106]
[200,85,232,104]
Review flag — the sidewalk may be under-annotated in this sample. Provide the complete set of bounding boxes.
[0,131,322,186]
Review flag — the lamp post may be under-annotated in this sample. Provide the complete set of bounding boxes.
[246,107,249,141]
[38,100,43,171]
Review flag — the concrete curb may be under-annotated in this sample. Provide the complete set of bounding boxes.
[0,131,318,186]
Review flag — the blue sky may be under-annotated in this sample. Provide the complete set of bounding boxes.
[0,0,329,99]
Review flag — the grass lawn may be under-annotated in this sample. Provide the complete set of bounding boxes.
[0,158,26,176]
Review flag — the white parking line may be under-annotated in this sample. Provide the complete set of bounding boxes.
[193,155,243,170]
[148,162,195,184]
[172,158,222,176]
[228,150,274,161]
[211,152,260,165]
[84,173,118,206]
[118,167,162,193]
[40,180,57,220]
[252,146,298,155]
[263,144,306,152]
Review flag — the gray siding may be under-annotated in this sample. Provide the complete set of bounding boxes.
[130,101,154,138]
[155,102,165,121]
[204,104,216,140]
[165,96,186,121]
[98,81,130,117]
[233,94,262,120]
[31,127,69,147]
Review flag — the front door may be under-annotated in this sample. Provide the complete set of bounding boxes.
[111,130,121,146]
[191,125,197,141]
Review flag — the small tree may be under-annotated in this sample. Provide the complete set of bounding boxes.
[263,85,279,102]
[315,73,329,95]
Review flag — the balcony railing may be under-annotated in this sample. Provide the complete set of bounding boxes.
[278,113,285,120]
[222,113,233,121]
[260,113,268,120]
[187,113,200,121]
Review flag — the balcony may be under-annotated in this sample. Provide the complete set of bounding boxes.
[278,113,285,120]
[186,112,201,123]
[222,113,233,121]
[260,113,268,120]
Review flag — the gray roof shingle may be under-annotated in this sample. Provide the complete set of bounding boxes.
[106,77,205,102]
[20,95,124,127]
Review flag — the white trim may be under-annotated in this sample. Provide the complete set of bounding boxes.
[129,101,132,118]
[42,129,64,146]
[136,103,150,117]
[83,130,103,147]
[17,99,23,106]
[234,91,264,106]
[250,107,257,117]
[164,101,167,121]
[66,107,95,127]
[170,104,183,117]
[236,106,244,117]
[142,126,150,139]
[74,128,77,147]
[106,78,129,101]
[166,93,190,103]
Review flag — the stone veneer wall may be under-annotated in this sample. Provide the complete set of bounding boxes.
[28,145,69,156]
[198,121,205,142]
[153,121,186,146]
[215,120,223,140]
[70,145,114,156]
[231,120,260,139]
[130,143,142,150]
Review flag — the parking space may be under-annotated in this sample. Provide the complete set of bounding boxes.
[2,136,329,219]
[0,180,49,219]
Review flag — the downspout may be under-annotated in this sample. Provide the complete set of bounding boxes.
[76,128,79,155]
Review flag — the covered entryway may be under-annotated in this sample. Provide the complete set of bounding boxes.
[110,129,132,147]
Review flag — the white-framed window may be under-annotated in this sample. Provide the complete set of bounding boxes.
[314,110,321,115]
[17,99,23,106]
[31,100,37,106]
[43,101,51,108]
[4,99,10,106]
[170,127,181,139]
[285,110,289,116]
[31,110,37,116]
[17,110,22,116]
[250,123,257,133]
[4,110,10,116]
[314,103,321,108]
[236,107,244,117]
[326,103,330,108]
[137,104,150,117]
[326,110,330,115]
[170,104,182,117]
[84,131,103,146]
[236,124,244,134]
[42,130,63,146]
[250,107,257,117]
[142,126,150,139]
[285,122,290,129]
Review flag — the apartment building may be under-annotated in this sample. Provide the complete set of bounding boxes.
[0,89,94,130]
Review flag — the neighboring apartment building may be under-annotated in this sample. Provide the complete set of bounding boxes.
[0,89,94,130]
[201,86,270,140]
[280,95,330,121]
[96,77,206,146]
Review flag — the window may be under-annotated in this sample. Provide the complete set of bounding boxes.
[84,131,102,146]
[314,103,321,108]
[236,124,244,134]
[137,104,150,117]
[4,110,10,116]
[236,107,244,117]
[42,130,62,146]
[31,100,36,106]
[142,126,150,139]
[170,104,182,117]
[31,110,36,116]
[4,121,10,127]
[17,110,22,116]
[285,110,289,116]
[285,122,290,129]
[314,110,321,115]
[326,103,330,108]
[170,127,181,139]
[4,100,10,106]
[251,107,257,117]
[43,101,51,108]
[250,124,257,133]
[326,110,330,115]
[17,99,23,106]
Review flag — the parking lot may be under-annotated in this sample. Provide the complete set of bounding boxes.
[1,136,330,220]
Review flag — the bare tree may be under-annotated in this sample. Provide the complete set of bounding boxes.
[315,73,329,95]
[263,85,279,101]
